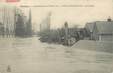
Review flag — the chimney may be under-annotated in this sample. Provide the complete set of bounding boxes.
[107,16,112,22]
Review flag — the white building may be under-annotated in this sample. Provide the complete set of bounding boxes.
[0,5,16,37]
[40,12,51,32]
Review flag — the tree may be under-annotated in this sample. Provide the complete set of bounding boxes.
[15,14,26,37]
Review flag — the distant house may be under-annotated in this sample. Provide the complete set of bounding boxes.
[85,18,113,41]
[93,19,113,41]
[85,22,95,40]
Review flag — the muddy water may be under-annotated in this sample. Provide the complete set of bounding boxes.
[0,37,112,73]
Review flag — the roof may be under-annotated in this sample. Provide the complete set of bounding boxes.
[85,22,95,32]
[95,21,113,34]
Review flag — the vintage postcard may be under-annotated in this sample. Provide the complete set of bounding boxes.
[0,0,113,73]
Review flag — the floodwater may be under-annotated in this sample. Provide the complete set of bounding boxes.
[0,37,113,73]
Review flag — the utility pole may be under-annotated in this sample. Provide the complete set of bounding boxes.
[64,22,69,45]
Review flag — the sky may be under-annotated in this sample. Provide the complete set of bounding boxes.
[0,0,113,31]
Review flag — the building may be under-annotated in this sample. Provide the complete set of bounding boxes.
[93,18,113,41]
[0,6,16,37]
[0,5,31,37]
[0,5,27,37]
[85,18,113,41]
[85,22,95,40]
[40,12,51,32]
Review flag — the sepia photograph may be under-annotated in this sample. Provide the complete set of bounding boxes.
[0,0,113,73]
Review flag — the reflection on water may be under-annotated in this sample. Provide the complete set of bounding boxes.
[0,37,113,73]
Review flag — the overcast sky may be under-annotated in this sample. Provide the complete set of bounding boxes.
[1,0,113,31]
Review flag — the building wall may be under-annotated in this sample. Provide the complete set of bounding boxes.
[0,6,27,37]
[99,35,113,41]
[40,13,51,32]
[0,6,15,36]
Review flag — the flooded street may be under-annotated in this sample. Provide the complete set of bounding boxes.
[0,37,113,73]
